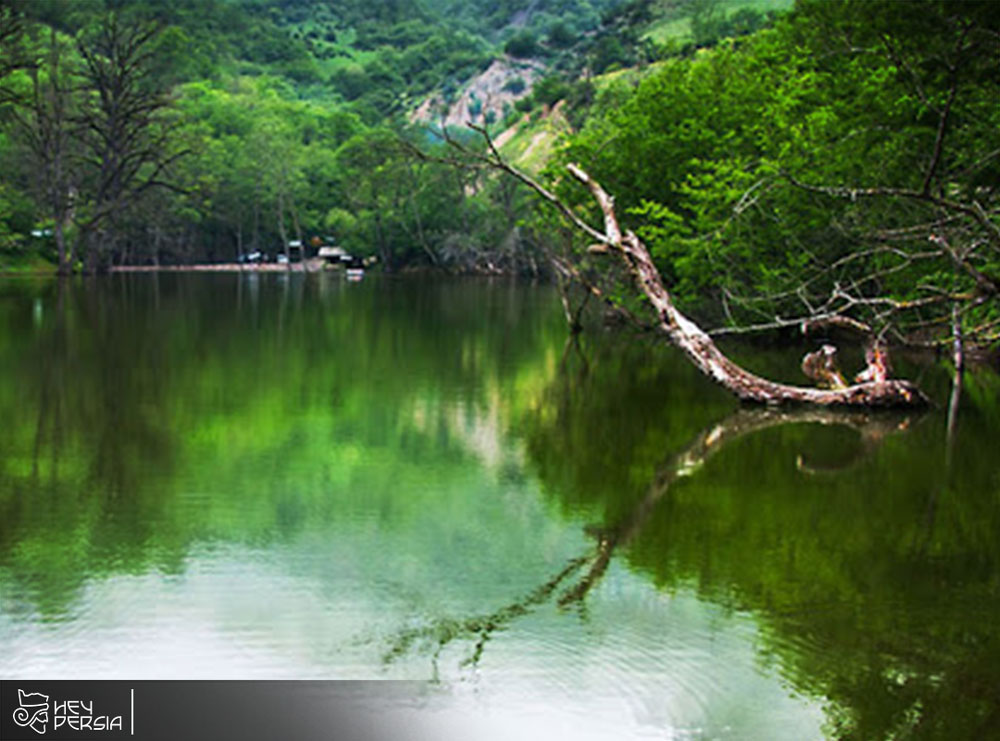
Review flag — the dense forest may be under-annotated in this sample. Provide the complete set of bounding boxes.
[0,0,997,351]
[0,0,639,272]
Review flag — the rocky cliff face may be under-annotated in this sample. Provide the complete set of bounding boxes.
[410,58,544,128]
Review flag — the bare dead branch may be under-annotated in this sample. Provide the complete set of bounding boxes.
[427,126,931,406]
[784,172,1000,247]
[559,164,928,406]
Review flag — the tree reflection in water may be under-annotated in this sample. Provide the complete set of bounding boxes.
[3,279,997,738]
[383,401,916,664]
[385,336,999,739]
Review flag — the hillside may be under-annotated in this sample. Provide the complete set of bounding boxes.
[0,0,796,274]
[10,0,788,126]
[405,0,794,149]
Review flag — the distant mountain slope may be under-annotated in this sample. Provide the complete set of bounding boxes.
[11,0,787,128]
[418,0,623,37]
[410,58,545,129]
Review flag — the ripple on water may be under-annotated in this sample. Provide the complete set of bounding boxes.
[405,563,825,740]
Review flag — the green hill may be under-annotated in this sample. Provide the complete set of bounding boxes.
[0,0,795,274]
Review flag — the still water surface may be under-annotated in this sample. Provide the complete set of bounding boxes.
[1,275,998,739]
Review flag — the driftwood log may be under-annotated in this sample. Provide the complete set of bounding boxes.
[564,164,929,408]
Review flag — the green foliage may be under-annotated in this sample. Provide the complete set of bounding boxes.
[531,76,572,107]
[421,0,617,39]
[546,20,576,48]
[504,30,539,59]
[0,180,33,247]
[2,0,997,313]
[560,1,1000,342]
[590,34,629,73]
[0,0,646,273]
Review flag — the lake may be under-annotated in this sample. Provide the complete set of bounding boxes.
[1,274,997,740]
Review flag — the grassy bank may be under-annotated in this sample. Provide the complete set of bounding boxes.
[0,252,57,275]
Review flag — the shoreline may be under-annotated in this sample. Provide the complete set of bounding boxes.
[111,261,321,272]
[0,262,321,275]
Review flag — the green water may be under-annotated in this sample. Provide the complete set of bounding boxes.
[1,274,998,740]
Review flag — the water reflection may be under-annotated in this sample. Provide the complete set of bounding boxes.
[1,275,998,739]
[521,337,1000,739]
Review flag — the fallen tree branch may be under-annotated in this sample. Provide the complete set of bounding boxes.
[455,126,928,406]
[563,163,929,407]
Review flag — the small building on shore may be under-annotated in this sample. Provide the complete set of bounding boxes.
[318,246,348,268]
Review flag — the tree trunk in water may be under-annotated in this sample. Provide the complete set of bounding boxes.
[566,164,928,408]
[946,302,964,464]
[78,229,100,275]
[373,208,390,271]
[276,192,289,269]
[252,196,260,252]
[54,220,71,275]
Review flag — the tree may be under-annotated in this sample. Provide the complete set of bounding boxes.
[561,0,998,368]
[547,21,575,49]
[0,0,34,105]
[689,0,727,47]
[504,30,539,59]
[574,161,926,406]
[450,125,926,406]
[10,27,78,272]
[769,0,1000,361]
[247,113,306,263]
[73,12,187,272]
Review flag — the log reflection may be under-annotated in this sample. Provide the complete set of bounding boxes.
[382,405,920,671]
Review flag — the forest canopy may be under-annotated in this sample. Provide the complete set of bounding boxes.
[0,0,996,352]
